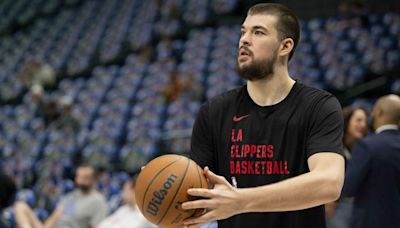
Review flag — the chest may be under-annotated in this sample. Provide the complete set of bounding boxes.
[221,105,309,149]
[62,196,97,221]
[213,106,311,186]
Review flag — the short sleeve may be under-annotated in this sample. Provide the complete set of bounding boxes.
[90,195,109,226]
[307,96,344,157]
[190,102,215,170]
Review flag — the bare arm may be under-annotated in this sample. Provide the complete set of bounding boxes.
[240,152,344,212]
[14,201,44,228]
[43,206,63,228]
[182,152,344,225]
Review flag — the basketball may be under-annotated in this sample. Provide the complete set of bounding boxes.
[135,154,209,227]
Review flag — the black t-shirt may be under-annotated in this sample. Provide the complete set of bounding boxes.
[190,82,344,228]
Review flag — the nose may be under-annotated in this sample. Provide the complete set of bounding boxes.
[239,31,251,47]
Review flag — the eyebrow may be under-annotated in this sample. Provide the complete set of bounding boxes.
[241,25,268,32]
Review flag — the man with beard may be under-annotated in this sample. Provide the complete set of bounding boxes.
[14,164,108,228]
[183,3,345,228]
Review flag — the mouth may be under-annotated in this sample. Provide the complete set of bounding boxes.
[238,48,251,61]
[239,48,251,57]
[355,128,367,136]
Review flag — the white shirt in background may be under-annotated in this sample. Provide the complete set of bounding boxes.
[98,205,157,228]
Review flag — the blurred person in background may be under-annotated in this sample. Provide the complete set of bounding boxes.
[29,85,62,129]
[0,172,17,227]
[30,85,46,118]
[19,59,56,91]
[325,107,368,228]
[98,174,156,228]
[14,164,108,228]
[342,94,400,228]
[52,95,80,134]
[161,71,191,103]
[41,98,61,128]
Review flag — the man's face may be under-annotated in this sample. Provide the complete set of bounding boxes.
[237,14,281,81]
[75,167,95,193]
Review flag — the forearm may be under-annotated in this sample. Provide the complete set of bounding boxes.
[44,206,63,228]
[14,202,44,228]
[239,169,343,213]
[182,154,344,225]
[43,216,58,228]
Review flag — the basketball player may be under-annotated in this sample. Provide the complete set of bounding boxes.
[183,3,345,228]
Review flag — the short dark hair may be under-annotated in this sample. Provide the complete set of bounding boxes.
[127,169,141,188]
[128,175,138,189]
[248,3,300,61]
[0,172,16,210]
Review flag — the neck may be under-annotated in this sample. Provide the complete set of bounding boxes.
[375,123,399,133]
[79,188,93,194]
[247,67,295,106]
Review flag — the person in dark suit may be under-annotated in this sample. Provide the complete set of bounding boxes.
[342,94,400,228]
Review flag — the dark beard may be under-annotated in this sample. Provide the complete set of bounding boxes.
[236,50,277,81]
[77,184,91,193]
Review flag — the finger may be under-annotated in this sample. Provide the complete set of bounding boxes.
[204,166,229,185]
[182,199,214,210]
[184,211,214,225]
[187,188,214,198]
[184,224,198,228]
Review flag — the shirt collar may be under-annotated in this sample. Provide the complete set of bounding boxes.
[375,124,399,134]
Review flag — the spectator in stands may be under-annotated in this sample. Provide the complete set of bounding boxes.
[161,71,191,103]
[98,175,156,228]
[29,85,62,128]
[326,107,368,228]
[14,164,109,228]
[52,95,80,134]
[342,94,400,228]
[30,84,46,118]
[42,98,61,128]
[0,172,17,227]
[181,71,203,101]
[19,59,56,91]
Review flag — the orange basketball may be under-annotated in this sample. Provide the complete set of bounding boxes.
[135,154,209,228]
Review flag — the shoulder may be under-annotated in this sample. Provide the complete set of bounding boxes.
[206,86,242,107]
[296,83,339,105]
[90,191,108,202]
[199,86,243,116]
[64,190,79,198]
[362,130,399,146]
[295,83,342,115]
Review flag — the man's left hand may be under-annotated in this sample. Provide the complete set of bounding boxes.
[182,167,243,227]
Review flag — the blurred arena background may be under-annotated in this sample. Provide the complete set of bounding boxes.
[0,0,399,226]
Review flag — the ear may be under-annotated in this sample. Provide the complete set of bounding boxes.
[376,107,384,118]
[279,38,294,58]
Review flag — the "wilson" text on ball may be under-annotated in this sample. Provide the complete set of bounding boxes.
[146,173,178,216]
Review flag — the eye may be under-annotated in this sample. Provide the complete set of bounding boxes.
[254,30,264,36]
[240,30,246,37]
